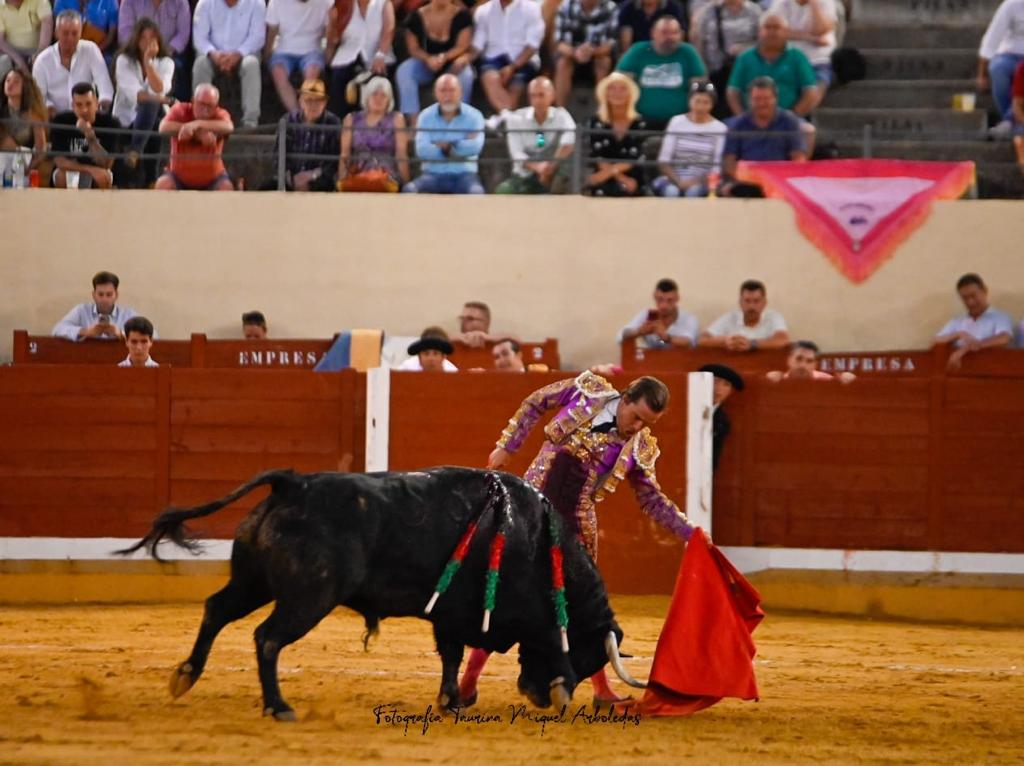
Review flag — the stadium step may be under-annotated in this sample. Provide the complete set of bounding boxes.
[833,138,1016,163]
[815,107,987,137]
[823,79,985,109]
[861,48,977,81]
[843,25,985,49]
[850,0,1001,27]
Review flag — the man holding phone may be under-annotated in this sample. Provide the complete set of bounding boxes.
[618,277,698,348]
[53,271,144,341]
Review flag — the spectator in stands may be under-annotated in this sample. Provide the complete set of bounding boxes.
[766,340,854,382]
[325,0,394,119]
[1013,61,1024,172]
[0,0,52,82]
[616,0,688,56]
[691,0,761,118]
[552,0,617,108]
[264,0,330,113]
[242,310,268,339]
[978,0,1024,139]
[619,277,698,348]
[338,74,409,191]
[454,300,504,346]
[719,76,806,197]
[117,0,191,100]
[32,10,111,115]
[726,13,818,117]
[281,77,340,191]
[616,16,706,129]
[767,0,836,89]
[699,279,790,350]
[0,69,48,169]
[155,82,234,190]
[492,338,526,371]
[49,80,120,188]
[935,273,1015,370]
[395,0,474,118]
[471,0,545,124]
[53,0,117,65]
[496,75,576,194]
[404,72,484,194]
[119,316,158,367]
[399,327,459,371]
[697,363,744,470]
[192,0,265,128]
[650,80,726,197]
[113,18,175,174]
[586,71,648,196]
[53,270,140,341]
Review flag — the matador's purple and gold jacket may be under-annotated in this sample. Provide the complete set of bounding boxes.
[496,371,693,558]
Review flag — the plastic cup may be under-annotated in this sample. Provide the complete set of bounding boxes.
[66,170,80,189]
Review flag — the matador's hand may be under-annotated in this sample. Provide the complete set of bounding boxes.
[487,448,510,470]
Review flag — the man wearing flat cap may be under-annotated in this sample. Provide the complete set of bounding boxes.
[398,327,459,372]
[698,363,744,470]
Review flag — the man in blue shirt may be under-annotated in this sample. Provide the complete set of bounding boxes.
[405,73,485,194]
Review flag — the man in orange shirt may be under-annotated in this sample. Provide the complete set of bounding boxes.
[154,82,234,190]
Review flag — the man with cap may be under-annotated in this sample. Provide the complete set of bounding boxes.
[398,327,459,372]
[280,77,340,191]
[698,363,744,470]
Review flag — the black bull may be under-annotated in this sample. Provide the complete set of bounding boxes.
[118,467,638,720]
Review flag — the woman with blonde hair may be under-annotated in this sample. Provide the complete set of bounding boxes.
[0,69,48,170]
[586,72,649,196]
[338,75,410,191]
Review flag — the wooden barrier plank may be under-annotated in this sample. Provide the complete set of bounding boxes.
[753,379,931,409]
[10,332,192,366]
[170,452,338,481]
[0,396,156,425]
[198,339,332,369]
[0,450,156,478]
[171,425,339,454]
[944,379,1024,410]
[755,516,929,549]
[0,477,153,507]
[750,463,929,492]
[1,424,158,450]
[447,339,560,371]
[753,489,929,520]
[941,410,1024,435]
[0,366,156,396]
[0,505,158,538]
[754,434,929,465]
[170,399,338,427]
[754,405,930,437]
[171,369,341,400]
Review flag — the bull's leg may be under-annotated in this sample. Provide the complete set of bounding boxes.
[253,595,335,721]
[171,578,271,699]
[433,634,465,712]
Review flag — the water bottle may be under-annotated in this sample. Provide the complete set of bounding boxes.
[1,157,12,189]
[11,152,26,189]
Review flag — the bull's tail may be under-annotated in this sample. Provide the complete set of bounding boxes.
[114,469,299,560]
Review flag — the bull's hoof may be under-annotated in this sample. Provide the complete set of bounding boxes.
[168,663,195,699]
[263,706,297,722]
[551,684,572,709]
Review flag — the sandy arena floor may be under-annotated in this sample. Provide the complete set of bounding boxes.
[0,596,1022,765]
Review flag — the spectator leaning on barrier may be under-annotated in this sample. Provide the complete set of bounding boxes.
[699,278,790,351]
[117,0,191,100]
[934,272,1015,371]
[405,72,484,194]
[492,338,526,371]
[53,271,141,341]
[766,340,854,382]
[552,0,618,108]
[0,68,48,168]
[118,315,158,367]
[615,16,706,129]
[398,326,459,371]
[280,77,340,192]
[586,71,649,196]
[471,0,545,126]
[396,0,474,118]
[619,277,698,349]
[453,300,514,347]
[767,0,836,90]
[650,80,726,197]
[496,75,576,194]
[49,80,120,188]
[338,75,408,192]
[264,0,331,114]
[726,12,818,117]
[192,0,265,128]
[616,0,688,55]
[242,310,268,339]
[325,0,393,119]
[0,0,53,81]
[32,10,111,115]
[155,82,234,190]
[978,0,1024,139]
[719,75,806,197]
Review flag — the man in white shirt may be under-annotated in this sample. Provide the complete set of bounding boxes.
[978,0,1024,137]
[31,10,112,116]
[118,316,160,367]
[619,277,699,348]
[767,0,837,88]
[934,272,1014,370]
[192,0,266,127]
[496,76,576,194]
[53,271,141,342]
[471,0,545,120]
[699,279,790,351]
[264,0,331,112]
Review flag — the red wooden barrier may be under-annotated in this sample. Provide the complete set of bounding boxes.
[447,339,561,371]
[12,330,192,366]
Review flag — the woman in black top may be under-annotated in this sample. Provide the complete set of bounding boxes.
[395,0,475,116]
[586,72,649,197]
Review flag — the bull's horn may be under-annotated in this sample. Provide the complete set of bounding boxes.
[605,632,647,689]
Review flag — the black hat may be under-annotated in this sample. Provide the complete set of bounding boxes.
[698,364,745,391]
[408,335,454,356]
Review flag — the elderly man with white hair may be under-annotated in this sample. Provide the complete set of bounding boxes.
[32,10,112,116]
[496,76,576,194]
[405,73,485,194]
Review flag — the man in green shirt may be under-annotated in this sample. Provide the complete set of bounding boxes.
[726,13,820,116]
[616,16,706,128]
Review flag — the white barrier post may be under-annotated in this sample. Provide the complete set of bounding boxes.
[686,371,714,535]
[365,367,391,472]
